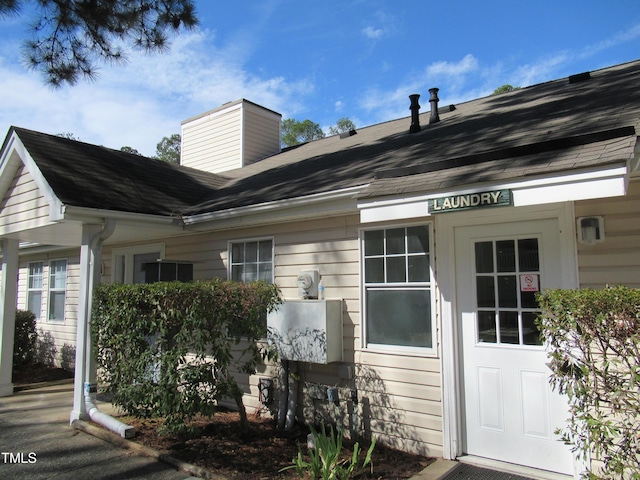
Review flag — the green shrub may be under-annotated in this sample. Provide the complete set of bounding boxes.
[537,286,640,479]
[281,424,376,480]
[13,309,37,367]
[36,329,57,366]
[92,279,281,434]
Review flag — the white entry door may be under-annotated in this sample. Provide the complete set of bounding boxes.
[455,219,574,474]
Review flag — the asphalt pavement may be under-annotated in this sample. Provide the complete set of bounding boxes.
[0,382,196,479]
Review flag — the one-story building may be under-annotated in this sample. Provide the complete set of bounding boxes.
[1,59,639,478]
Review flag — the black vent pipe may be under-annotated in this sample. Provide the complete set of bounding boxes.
[409,94,421,133]
[429,88,440,124]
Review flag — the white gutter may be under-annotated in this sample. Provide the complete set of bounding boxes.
[182,184,368,227]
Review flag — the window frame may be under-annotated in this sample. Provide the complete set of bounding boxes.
[227,237,275,284]
[26,261,44,320]
[360,222,437,356]
[47,258,68,323]
[112,243,165,284]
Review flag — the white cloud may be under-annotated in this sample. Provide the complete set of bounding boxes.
[362,26,384,40]
[0,28,316,156]
[426,54,480,78]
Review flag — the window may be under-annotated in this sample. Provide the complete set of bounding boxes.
[474,237,543,346]
[48,259,67,322]
[362,225,434,351]
[27,261,44,319]
[229,239,273,283]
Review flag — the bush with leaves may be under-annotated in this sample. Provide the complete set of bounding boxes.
[537,286,640,479]
[92,279,281,434]
[13,309,37,367]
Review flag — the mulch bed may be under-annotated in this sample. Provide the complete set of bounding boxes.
[122,411,434,479]
[13,363,434,478]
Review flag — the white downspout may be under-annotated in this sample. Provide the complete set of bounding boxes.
[71,220,134,438]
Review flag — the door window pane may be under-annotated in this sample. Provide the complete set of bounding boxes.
[496,240,516,272]
[522,312,542,346]
[475,242,494,273]
[497,275,517,308]
[476,277,495,307]
[477,311,497,343]
[500,311,519,344]
[518,238,539,271]
[520,288,538,309]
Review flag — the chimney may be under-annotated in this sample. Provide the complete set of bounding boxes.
[429,88,440,124]
[180,99,281,174]
[409,94,421,133]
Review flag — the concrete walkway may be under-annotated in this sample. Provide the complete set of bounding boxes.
[0,382,475,480]
[0,382,196,479]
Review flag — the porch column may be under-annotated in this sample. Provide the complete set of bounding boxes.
[0,238,19,397]
[70,222,114,422]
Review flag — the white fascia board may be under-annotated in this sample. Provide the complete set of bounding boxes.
[61,205,180,225]
[358,165,627,223]
[182,184,367,229]
[360,200,429,223]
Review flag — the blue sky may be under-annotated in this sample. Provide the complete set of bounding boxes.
[1,1,639,157]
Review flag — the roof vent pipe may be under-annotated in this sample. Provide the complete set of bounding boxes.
[429,88,440,124]
[409,94,421,133]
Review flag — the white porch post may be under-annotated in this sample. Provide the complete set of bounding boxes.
[0,238,19,397]
[70,222,114,422]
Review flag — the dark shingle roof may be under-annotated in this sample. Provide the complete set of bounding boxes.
[187,60,640,214]
[9,128,227,216]
[6,60,640,219]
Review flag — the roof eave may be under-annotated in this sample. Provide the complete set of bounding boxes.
[182,184,368,231]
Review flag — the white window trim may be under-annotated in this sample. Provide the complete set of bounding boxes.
[26,261,44,320]
[47,258,68,324]
[359,222,437,356]
[111,243,166,284]
[227,237,275,283]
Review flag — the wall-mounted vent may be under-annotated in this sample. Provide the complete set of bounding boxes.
[569,71,591,84]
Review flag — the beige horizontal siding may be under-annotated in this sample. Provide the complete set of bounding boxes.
[181,109,243,173]
[0,164,51,235]
[243,107,280,165]
[575,179,640,288]
[44,213,443,456]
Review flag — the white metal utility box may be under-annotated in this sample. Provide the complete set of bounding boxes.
[267,299,343,364]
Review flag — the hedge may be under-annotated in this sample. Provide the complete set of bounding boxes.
[537,286,640,479]
[91,279,281,433]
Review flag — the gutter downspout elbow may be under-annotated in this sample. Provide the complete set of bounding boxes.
[84,382,135,438]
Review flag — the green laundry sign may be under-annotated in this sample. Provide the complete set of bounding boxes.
[428,189,512,213]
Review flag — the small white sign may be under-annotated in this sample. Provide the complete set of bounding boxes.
[520,274,539,292]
